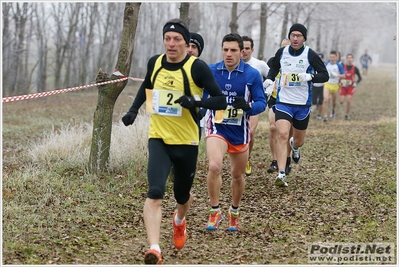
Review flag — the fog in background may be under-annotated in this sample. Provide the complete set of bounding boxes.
[2,2,397,97]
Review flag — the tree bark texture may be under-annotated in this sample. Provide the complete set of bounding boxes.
[229,3,239,33]
[179,2,190,25]
[89,2,141,174]
[258,3,267,60]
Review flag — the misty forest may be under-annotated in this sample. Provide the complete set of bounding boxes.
[2,2,397,264]
[2,2,397,98]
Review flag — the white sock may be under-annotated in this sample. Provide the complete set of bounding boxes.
[150,244,161,253]
[230,206,239,213]
[174,212,185,225]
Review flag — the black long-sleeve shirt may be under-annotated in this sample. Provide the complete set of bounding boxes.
[129,54,227,112]
[345,65,362,84]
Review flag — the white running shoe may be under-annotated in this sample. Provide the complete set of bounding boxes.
[290,137,301,163]
[275,172,288,187]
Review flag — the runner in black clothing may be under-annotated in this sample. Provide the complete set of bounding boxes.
[122,18,226,265]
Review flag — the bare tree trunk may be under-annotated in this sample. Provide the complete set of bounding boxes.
[229,3,252,35]
[24,10,33,92]
[179,2,190,25]
[332,32,340,51]
[188,2,200,32]
[280,5,289,43]
[257,3,267,60]
[315,24,321,53]
[63,4,81,87]
[33,4,48,92]
[52,3,67,90]
[96,3,116,70]
[2,3,12,96]
[229,3,239,33]
[290,3,301,25]
[79,3,97,85]
[89,2,141,174]
[10,3,29,96]
[53,3,80,89]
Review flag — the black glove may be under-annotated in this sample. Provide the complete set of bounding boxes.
[233,97,251,111]
[197,108,207,120]
[174,95,196,109]
[122,107,138,126]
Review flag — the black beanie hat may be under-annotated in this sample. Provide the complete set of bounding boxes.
[190,32,204,57]
[163,21,190,45]
[288,23,307,41]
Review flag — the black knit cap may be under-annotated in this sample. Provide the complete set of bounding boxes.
[288,23,307,41]
[163,20,190,45]
[190,32,204,57]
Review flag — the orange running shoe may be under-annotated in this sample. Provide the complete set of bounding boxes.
[227,210,240,231]
[144,249,162,264]
[172,210,187,250]
[205,209,223,230]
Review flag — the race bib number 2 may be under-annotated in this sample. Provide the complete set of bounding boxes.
[147,89,182,116]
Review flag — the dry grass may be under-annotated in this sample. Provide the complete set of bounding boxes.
[2,65,397,264]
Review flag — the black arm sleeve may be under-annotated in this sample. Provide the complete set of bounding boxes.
[266,48,284,81]
[127,55,159,112]
[191,59,227,110]
[308,49,329,83]
[354,66,362,84]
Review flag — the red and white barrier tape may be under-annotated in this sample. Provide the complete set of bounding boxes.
[2,70,144,103]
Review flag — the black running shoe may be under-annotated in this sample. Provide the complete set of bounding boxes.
[285,157,292,175]
[267,160,278,173]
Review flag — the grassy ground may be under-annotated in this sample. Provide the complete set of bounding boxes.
[2,64,397,265]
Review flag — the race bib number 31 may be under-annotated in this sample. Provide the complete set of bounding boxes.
[149,89,182,116]
[284,72,302,87]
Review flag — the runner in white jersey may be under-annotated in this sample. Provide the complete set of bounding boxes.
[322,50,345,121]
[241,36,269,176]
[264,23,329,187]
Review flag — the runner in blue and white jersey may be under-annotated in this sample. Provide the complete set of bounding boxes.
[265,23,329,187]
[204,33,266,231]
